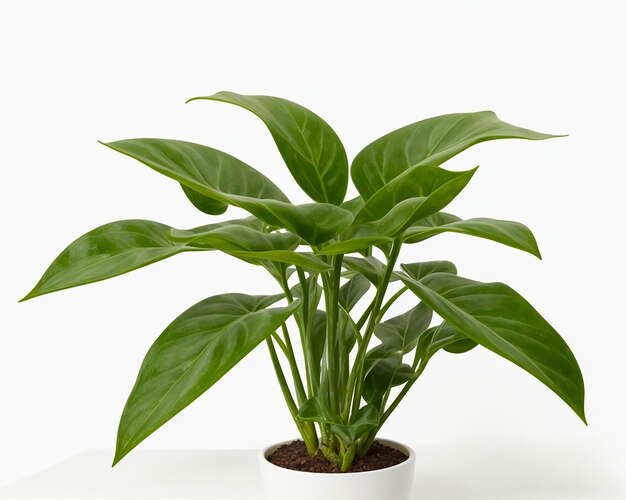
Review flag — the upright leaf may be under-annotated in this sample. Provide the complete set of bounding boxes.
[402,260,458,280]
[317,167,477,256]
[21,220,200,301]
[114,293,300,465]
[188,92,349,204]
[352,111,560,199]
[374,302,433,354]
[339,274,371,311]
[101,139,353,245]
[400,271,586,422]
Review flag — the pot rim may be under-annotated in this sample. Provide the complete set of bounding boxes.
[259,437,415,476]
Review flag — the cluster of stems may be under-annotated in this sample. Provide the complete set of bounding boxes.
[264,239,422,472]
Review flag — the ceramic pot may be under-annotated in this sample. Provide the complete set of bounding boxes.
[258,438,415,500]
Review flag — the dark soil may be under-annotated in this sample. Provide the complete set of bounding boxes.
[266,440,408,473]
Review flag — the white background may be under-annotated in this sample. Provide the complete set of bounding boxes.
[1,0,625,495]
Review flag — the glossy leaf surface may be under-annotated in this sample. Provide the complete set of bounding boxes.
[403,213,541,258]
[22,220,197,301]
[400,271,586,422]
[188,92,349,205]
[352,111,559,199]
[330,405,380,445]
[169,224,331,272]
[101,139,353,244]
[114,293,300,464]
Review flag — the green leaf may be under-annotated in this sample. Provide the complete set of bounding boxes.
[402,260,458,280]
[400,271,586,422]
[415,323,477,363]
[339,274,371,311]
[330,405,380,445]
[363,347,415,405]
[188,91,349,205]
[403,213,541,258]
[317,166,477,256]
[355,166,477,224]
[180,183,227,215]
[352,111,561,200]
[100,139,353,245]
[342,256,384,286]
[169,220,331,272]
[374,302,433,354]
[114,293,300,465]
[310,310,327,369]
[21,220,198,301]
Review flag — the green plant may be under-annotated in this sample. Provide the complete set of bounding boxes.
[22,92,585,472]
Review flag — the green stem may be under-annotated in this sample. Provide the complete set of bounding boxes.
[377,286,408,321]
[345,240,402,419]
[266,338,317,454]
[296,267,319,395]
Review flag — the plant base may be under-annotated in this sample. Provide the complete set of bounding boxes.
[259,438,415,500]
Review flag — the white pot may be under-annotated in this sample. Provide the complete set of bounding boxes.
[258,438,415,500]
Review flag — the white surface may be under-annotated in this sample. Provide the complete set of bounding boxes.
[1,0,625,494]
[258,439,415,500]
[0,446,621,500]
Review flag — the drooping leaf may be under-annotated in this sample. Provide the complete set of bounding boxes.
[400,271,586,422]
[188,92,349,205]
[352,111,560,200]
[101,139,353,245]
[114,293,300,465]
[330,405,380,445]
[21,220,200,301]
[403,213,541,258]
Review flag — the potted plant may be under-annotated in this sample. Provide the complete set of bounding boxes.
[21,92,585,500]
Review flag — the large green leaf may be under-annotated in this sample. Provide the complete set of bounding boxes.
[188,91,349,205]
[399,271,586,422]
[180,183,227,215]
[21,220,199,301]
[317,167,477,256]
[169,224,331,272]
[114,293,300,465]
[101,139,353,245]
[352,111,560,200]
[403,212,541,258]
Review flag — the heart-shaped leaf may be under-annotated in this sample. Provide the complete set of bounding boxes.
[114,293,300,465]
[400,271,586,422]
[374,302,433,354]
[330,405,380,446]
[352,111,560,200]
[363,347,415,406]
[188,92,349,205]
[402,260,458,281]
[101,139,353,245]
[21,220,200,301]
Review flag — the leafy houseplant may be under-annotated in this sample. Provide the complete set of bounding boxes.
[22,92,585,475]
